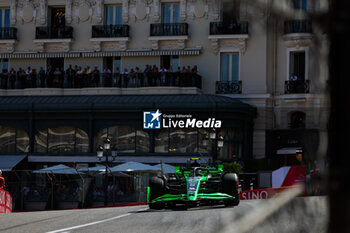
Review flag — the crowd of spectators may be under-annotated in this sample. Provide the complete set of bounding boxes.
[0,64,201,89]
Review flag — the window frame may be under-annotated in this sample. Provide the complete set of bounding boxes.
[218,52,240,82]
[286,47,309,81]
[161,2,180,23]
[105,5,123,25]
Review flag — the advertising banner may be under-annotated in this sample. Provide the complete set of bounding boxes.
[0,189,12,213]
[239,187,291,200]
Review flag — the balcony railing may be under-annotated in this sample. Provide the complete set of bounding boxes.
[284,80,310,94]
[210,21,248,35]
[216,81,242,94]
[92,25,130,38]
[1,72,202,89]
[150,23,188,36]
[284,20,312,34]
[0,27,17,40]
[35,26,73,39]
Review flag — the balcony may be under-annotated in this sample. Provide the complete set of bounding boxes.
[0,27,17,40]
[208,21,249,54]
[92,25,129,38]
[216,81,242,94]
[284,80,310,94]
[209,21,248,35]
[284,20,312,34]
[0,27,17,53]
[34,27,73,53]
[35,26,73,39]
[90,25,130,52]
[150,23,188,36]
[149,23,189,50]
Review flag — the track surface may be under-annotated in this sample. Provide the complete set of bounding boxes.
[0,196,327,233]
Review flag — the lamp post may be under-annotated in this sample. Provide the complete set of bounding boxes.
[202,129,224,161]
[96,137,117,206]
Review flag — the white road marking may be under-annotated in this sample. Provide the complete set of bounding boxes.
[46,208,148,233]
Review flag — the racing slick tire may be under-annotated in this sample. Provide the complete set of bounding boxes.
[149,176,166,209]
[222,173,240,207]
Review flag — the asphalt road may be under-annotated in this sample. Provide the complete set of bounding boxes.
[0,196,328,233]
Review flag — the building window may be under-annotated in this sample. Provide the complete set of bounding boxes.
[162,3,180,23]
[293,0,307,11]
[220,53,239,81]
[217,128,242,160]
[289,51,305,81]
[289,111,306,129]
[0,126,29,153]
[169,128,197,153]
[160,55,179,70]
[34,126,89,153]
[222,0,240,25]
[0,59,8,71]
[95,126,149,153]
[106,5,122,25]
[0,8,10,28]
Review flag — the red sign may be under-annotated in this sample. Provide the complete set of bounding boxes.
[239,187,292,200]
[0,189,12,213]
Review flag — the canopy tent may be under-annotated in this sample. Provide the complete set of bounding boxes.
[153,163,176,174]
[32,164,81,175]
[277,147,302,155]
[108,161,160,173]
[0,155,27,171]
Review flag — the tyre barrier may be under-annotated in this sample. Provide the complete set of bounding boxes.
[0,189,12,213]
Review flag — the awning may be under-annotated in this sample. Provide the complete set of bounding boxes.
[0,155,27,171]
[277,147,302,155]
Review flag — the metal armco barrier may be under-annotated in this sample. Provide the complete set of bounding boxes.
[0,189,12,213]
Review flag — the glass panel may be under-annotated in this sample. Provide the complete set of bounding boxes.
[34,129,47,152]
[171,55,179,70]
[4,9,10,28]
[114,57,121,71]
[116,126,135,152]
[169,128,197,153]
[293,0,300,9]
[106,6,114,25]
[136,130,150,152]
[76,128,89,152]
[198,129,211,153]
[116,5,122,25]
[0,126,16,152]
[218,142,241,160]
[16,129,29,152]
[231,53,239,81]
[0,10,3,28]
[155,129,169,152]
[221,53,230,81]
[48,127,75,153]
[162,4,171,23]
[302,0,307,11]
[173,4,180,23]
[95,128,108,150]
[108,126,118,149]
[3,59,8,71]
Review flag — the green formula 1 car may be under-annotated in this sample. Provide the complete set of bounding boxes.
[147,158,240,209]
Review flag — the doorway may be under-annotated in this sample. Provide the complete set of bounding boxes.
[50,8,65,27]
[47,58,64,70]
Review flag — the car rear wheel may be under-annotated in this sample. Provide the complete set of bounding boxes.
[148,176,166,209]
[222,173,240,206]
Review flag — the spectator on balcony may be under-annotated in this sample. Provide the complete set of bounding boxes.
[31,69,37,88]
[53,67,62,88]
[76,66,83,88]
[1,69,9,89]
[9,68,16,89]
[144,64,151,86]
[114,67,120,87]
[46,65,54,88]
[39,67,46,88]
[56,14,66,38]
[103,67,112,87]
[122,68,129,88]
[25,66,32,88]
[92,66,100,87]
[66,65,75,88]
[60,67,65,88]
[168,66,174,86]
[152,65,159,86]
[18,68,26,89]
[160,66,167,86]
[86,66,92,87]
[129,68,137,87]
[136,66,143,87]
[290,73,298,81]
